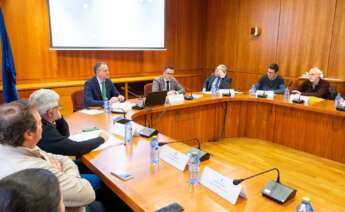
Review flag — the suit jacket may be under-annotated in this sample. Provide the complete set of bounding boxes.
[203,75,232,91]
[0,144,95,211]
[298,79,330,98]
[84,76,121,107]
[38,118,104,158]
[152,76,185,94]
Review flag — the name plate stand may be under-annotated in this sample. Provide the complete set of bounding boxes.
[160,145,190,171]
[200,167,247,205]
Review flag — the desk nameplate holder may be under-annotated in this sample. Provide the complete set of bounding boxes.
[200,167,247,205]
[160,145,190,171]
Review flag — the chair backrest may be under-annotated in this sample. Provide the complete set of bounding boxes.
[71,90,84,112]
[144,83,153,96]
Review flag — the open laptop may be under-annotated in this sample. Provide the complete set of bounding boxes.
[132,91,168,109]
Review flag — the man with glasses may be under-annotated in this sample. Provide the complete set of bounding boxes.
[292,67,330,98]
[152,65,185,95]
[254,63,286,94]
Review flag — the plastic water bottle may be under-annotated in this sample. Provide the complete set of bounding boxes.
[335,93,342,108]
[284,88,290,100]
[150,136,159,165]
[103,99,111,113]
[124,121,132,145]
[249,85,257,96]
[296,197,314,212]
[188,151,200,185]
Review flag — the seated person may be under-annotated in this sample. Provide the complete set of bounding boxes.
[292,67,330,98]
[0,168,64,212]
[84,62,125,107]
[0,100,95,212]
[152,65,184,95]
[255,63,286,94]
[203,64,232,91]
[29,89,108,158]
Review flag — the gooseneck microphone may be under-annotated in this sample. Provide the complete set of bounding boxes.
[232,168,296,204]
[232,168,280,185]
[183,87,194,100]
[158,138,210,162]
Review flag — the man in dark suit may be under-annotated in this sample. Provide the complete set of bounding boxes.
[152,65,185,95]
[84,62,125,107]
[203,64,232,91]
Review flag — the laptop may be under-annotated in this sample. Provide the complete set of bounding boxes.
[132,91,168,109]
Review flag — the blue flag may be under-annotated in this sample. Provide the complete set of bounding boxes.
[0,9,19,103]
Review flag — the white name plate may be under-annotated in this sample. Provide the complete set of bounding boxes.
[256,90,274,99]
[167,94,185,104]
[200,167,247,205]
[160,145,189,171]
[218,89,235,96]
[289,94,309,105]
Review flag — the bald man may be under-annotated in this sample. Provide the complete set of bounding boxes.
[292,67,329,98]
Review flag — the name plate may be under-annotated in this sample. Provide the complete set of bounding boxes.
[160,145,189,171]
[167,94,185,104]
[289,94,309,105]
[200,167,246,205]
[218,89,235,96]
[256,90,274,99]
[111,122,135,138]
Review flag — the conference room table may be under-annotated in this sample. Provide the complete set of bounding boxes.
[66,92,339,211]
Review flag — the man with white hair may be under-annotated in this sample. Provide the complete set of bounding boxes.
[292,67,330,98]
[28,89,108,157]
[203,64,232,91]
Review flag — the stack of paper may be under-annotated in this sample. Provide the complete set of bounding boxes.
[69,130,123,151]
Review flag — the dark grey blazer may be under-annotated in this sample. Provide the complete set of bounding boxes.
[203,75,232,91]
[152,76,185,94]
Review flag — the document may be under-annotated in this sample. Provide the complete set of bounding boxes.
[69,130,123,151]
[111,101,135,113]
[79,109,104,115]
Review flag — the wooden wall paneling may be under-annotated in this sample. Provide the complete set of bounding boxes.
[1,0,206,86]
[273,106,345,162]
[235,0,280,74]
[244,102,274,141]
[224,101,248,138]
[205,0,240,70]
[277,0,337,78]
[328,0,345,79]
[198,103,226,142]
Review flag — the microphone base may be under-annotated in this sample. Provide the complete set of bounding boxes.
[187,148,210,162]
[261,180,296,204]
[184,95,194,100]
[139,127,158,138]
[336,106,345,112]
[113,117,131,124]
[257,94,268,98]
[292,99,304,104]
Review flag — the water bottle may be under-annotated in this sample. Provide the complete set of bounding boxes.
[335,93,342,108]
[249,85,257,96]
[188,151,200,185]
[284,88,290,100]
[124,121,132,145]
[150,136,159,165]
[296,197,314,212]
[103,99,111,113]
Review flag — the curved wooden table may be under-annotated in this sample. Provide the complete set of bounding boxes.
[65,93,341,211]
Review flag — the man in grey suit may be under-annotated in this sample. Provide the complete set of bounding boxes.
[152,65,185,95]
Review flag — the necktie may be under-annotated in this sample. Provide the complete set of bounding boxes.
[101,81,107,100]
[166,81,170,91]
[215,77,221,89]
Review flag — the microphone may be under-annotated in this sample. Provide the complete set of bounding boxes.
[183,87,194,100]
[232,168,296,204]
[120,86,145,110]
[292,94,304,104]
[257,90,268,98]
[158,138,210,162]
[112,107,131,124]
